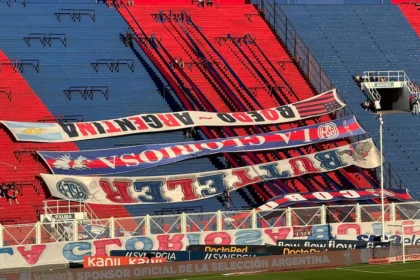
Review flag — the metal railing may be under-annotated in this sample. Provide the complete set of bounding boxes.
[362,81,382,101]
[362,70,419,95]
[43,200,102,223]
[1,200,420,247]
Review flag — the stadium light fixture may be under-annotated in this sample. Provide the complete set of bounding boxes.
[378,112,385,241]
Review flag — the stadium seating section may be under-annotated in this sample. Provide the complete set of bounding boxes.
[279,3,420,198]
[398,2,420,36]
[0,0,418,225]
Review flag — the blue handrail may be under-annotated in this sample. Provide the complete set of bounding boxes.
[248,37,300,102]
[120,4,282,199]
[227,34,286,106]
[175,17,315,193]
[182,14,346,191]
[171,19,294,194]
[226,34,371,190]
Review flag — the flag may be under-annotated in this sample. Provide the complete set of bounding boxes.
[296,91,343,117]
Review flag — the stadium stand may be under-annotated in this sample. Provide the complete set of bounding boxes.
[1,0,420,274]
[397,2,420,36]
[0,1,252,221]
[275,3,420,197]
[117,0,379,196]
[0,50,77,223]
[2,0,412,225]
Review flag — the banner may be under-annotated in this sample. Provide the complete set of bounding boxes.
[4,250,366,280]
[257,188,412,211]
[187,245,266,253]
[2,89,344,143]
[276,240,390,249]
[83,257,165,267]
[367,246,420,260]
[109,250,269,261]
[111,251,190,261]
[186,245,324,255]
[270,246,327,255]
[38,115,364,175]
[189,252,270,260]
[0,221,419,269]
[40,139,381,205]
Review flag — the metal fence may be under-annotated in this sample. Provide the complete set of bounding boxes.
[1,201,420,247]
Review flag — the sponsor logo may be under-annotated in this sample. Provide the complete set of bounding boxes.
[318,122,339,139]
[368,258,390,264]
[281,248,325,255]
[203,253,259,260]
[204,246,249,253]
[32,271,73,280]
[84,257,165,268]
[394,254,420,262]
[293,226,312,237]
[124,252,180,261]
[276,240,360,249]
[56,180,88,200]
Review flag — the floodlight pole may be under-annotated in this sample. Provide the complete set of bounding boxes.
[378,112,385,241]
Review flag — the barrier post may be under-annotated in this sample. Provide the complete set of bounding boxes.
[109,217,115,238]
[356,203,361,223]
[73,220,78,241]
[0,224,3,247]
[181,213,187,233]
[251,209,257,229]
[321,205,327,224]
[216,211,222,231]
[145,214,151,235]
[286,207,292,227]
[390,203,396,222]
[35,222,41,244]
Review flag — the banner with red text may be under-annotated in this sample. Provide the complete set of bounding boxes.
[38,116,364,175]
[83,257,166,267]
[41,139,381,205]
[256,189,413,211]
[2,89,343,142]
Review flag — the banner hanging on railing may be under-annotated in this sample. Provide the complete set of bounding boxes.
[1,89,343,143]
[257,189,413,211]
[38,115,364,175]
[41,138,381,205]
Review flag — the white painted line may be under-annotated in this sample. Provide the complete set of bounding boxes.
[181,276,227,280]
[222,271,267,276]
[336,267,420,274]
[342,260,420,269]
[336,268,382,274]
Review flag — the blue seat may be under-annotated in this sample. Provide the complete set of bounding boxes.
[280,3,420,198]
[0,1,252,214]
